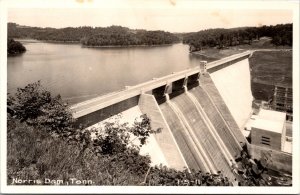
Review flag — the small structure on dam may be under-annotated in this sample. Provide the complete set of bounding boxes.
[70,51,292,183]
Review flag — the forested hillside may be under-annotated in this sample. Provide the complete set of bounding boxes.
[183,24,292,52]
[8,23,179,46]
[8,23,292,49]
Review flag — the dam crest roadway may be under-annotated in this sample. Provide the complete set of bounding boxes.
[71,50,252,119]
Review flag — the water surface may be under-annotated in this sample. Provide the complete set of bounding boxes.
[8,42,204,104]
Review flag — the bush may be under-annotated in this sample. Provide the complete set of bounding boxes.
[8,81,74,133]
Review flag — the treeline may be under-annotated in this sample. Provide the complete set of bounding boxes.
[8,23,179,46]
[183,24,292,51]
[81,30,179,46]
[7,38,26,55]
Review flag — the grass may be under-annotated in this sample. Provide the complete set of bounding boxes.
[251,82,275,102]
[249,50,292,101]
[192,48,243,61]
[7,119,150,185]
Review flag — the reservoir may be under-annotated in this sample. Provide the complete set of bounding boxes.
[8,42,203,104]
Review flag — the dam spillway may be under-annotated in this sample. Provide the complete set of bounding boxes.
[161,92,236,179]
[160,102,208,172]
[70,51,252,182]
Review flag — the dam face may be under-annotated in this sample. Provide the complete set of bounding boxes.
[70,51,252,182]
[209,58,253,128]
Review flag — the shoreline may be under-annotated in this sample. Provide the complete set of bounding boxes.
[81,43,175,48]
[190,51,217,58]
[15,38,179,47]
[16,38,80,44]
[42,40,80,44]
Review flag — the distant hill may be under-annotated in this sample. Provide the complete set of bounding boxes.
[8,22,292,49]
[7,23,180,46]
[182,24,293,52]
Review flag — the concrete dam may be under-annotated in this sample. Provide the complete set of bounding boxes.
[71,51,253,181]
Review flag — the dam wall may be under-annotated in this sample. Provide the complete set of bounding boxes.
[70,51,253,181]
[207,54,250,73]
[209,58,253,129]
[199,73,247,144]
[190,86,243,156]
[74,95,140,127]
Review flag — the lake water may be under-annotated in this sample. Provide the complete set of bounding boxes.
[8,42,204,104]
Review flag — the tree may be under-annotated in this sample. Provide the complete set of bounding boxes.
[8,81,74,133]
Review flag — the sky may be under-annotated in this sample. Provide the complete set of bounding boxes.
[6,0,294,33]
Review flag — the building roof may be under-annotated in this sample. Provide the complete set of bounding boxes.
[251,109,286,134]
[258,109,286,122]
[252,118,284,134]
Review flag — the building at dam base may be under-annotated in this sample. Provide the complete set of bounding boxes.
[70,51,292,182]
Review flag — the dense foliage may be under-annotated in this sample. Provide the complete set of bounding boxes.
[7,81,74,133]
[81,29,179,46]
[7,38,26,55]
[183,24,292,51]
[8,23,179,46]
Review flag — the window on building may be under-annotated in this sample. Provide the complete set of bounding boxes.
[261,136,271,146]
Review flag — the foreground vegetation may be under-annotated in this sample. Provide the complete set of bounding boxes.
[7,38,26,55]
[8,23,179,46]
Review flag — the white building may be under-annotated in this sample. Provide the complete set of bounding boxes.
[251,109,286,151]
